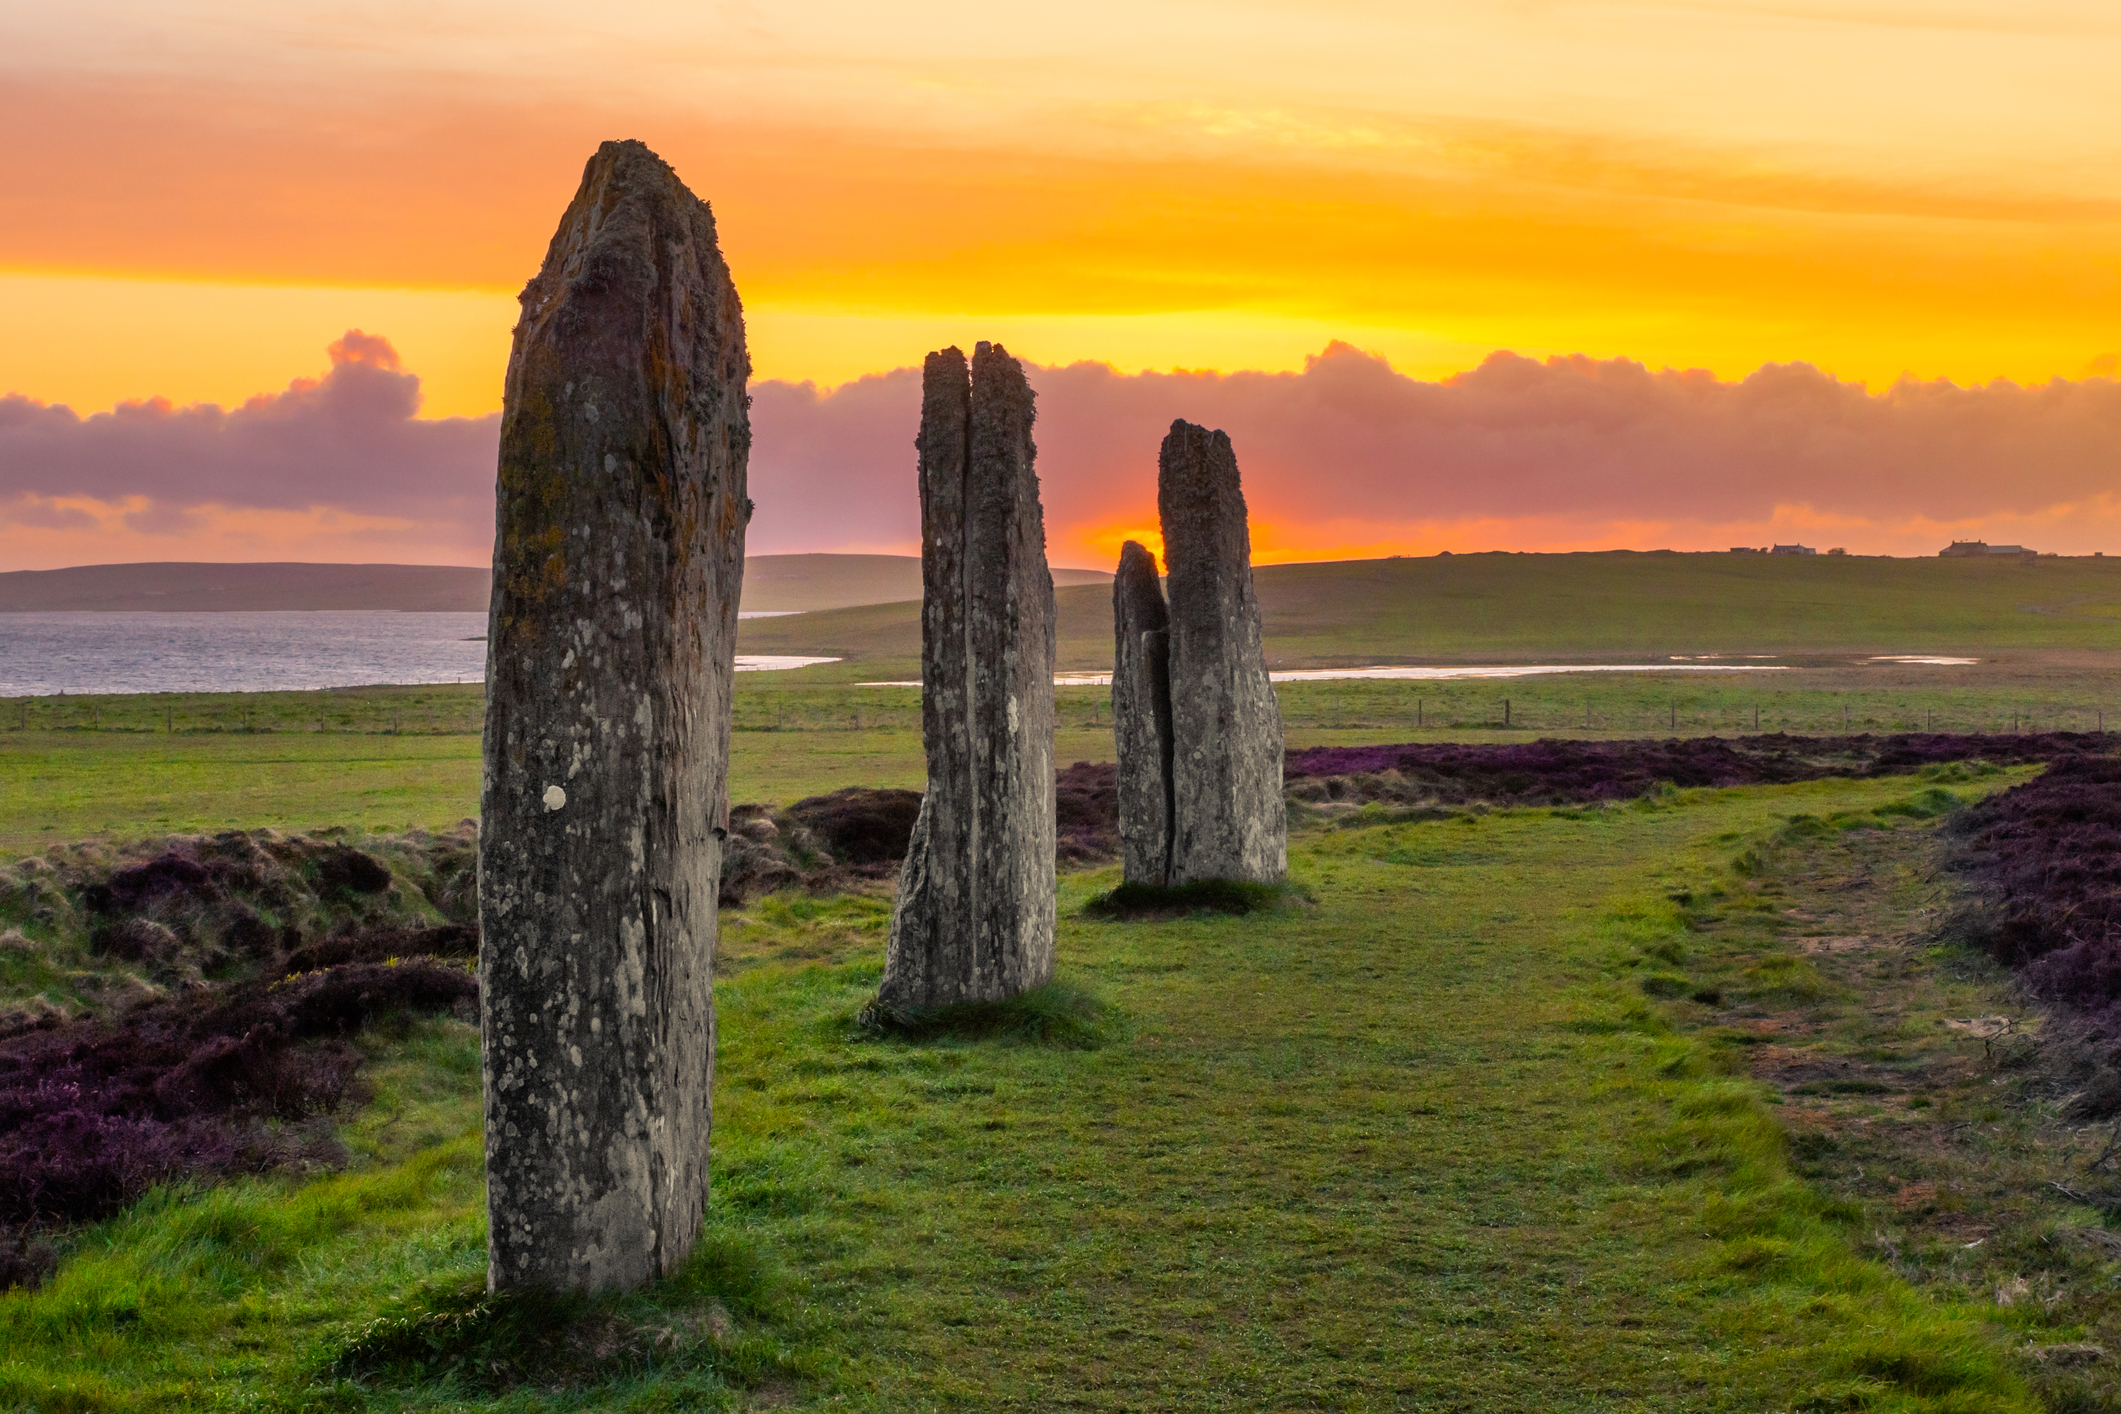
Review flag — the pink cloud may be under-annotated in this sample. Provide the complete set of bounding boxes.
[7,337,2119,572]
[0,331,497,553]
[750,343,2121,562]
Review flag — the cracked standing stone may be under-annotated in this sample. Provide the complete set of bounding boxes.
[479,139,750,1292]
[1112,539,1174,886]
[1159,420,1286,884]
[881,343,1057,1007]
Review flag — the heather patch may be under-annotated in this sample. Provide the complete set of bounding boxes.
[0,957,476,1227]
[1055,760,1120,861]
[1284,730,2104,809]
[783,787,923,866]
[720,792,913,906]
[1950,752,2121,1017]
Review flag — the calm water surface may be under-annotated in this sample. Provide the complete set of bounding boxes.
[0,613,831,696]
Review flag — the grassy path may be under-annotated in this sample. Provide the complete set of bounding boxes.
[3,776,2045,1410]
[712,778,2029,1409]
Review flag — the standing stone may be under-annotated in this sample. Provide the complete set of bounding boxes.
[1112,540,1174,886]
[881,343,1056,1007]
[479,140,750,1293]
[1159,420,1286,884]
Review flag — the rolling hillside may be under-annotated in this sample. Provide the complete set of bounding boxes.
[0,562,491,612]
[0,555,1111,613]
[735,549,2121,679]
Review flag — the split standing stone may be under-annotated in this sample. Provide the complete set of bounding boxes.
[1159,420,1287,884]
[1112,539,1174,886]
[479,140,750,1292]
[882,343,1057,1007]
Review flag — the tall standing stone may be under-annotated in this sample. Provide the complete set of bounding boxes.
[479,140,750,1292]
[1112,539,1174,886]
[881,343,1056,1007]
[1159,420,1286,884]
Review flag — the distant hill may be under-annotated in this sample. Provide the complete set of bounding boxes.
[739,554,1112,612]
[0,556,1113,613]
[735,548,2121,681]
[0,562,491,612]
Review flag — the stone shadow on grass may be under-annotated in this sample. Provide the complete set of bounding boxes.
[1080,878,1311,922]
[854,980,1114,1050]
[321,1231,793,1397]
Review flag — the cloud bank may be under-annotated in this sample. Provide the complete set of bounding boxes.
[6,337,2119,571]
[0,332,498,566]
[750,343,2121,562]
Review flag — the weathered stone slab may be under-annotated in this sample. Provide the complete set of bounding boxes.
[882,343,1056,1007]
[1112,539,1174,886]
[1159,420,1286,884]
[479,140,750,1292]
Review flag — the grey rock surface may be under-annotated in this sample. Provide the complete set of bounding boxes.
[1112,539,1174,886]
[479,140,750,1293]
[882,343,1057,1007]
[1159,420,1287,884]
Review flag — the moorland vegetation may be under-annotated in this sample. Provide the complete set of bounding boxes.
[5,556,2121,1406]
[2,721,2121,1406]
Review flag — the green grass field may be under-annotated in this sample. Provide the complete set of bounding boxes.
[8,552,2121,1406]
[7,770,2092,1411]
[6,553,2119,856]
[736,551,2121,681]
[5,667,2117,857]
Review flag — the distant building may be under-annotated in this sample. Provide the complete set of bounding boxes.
[1770,544,1816,556]
[1941,539,2039,560]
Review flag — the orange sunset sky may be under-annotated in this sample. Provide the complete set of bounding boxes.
[2,0,2118,570]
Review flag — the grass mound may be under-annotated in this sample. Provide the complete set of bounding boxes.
[1081,877,1308,919]
[0,825,482,1031]
[782,787,923,865]
[855,979,1113,1048]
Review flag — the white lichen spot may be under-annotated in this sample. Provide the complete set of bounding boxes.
[1008,695,1019,735]
[604,453,618,473]
[543,784,567,811]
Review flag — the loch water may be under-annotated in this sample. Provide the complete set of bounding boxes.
[0,612,492,696]
[0,611,837,696]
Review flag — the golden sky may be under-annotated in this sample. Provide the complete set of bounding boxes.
[5,0,2117,417]
[1,1,2117,567]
